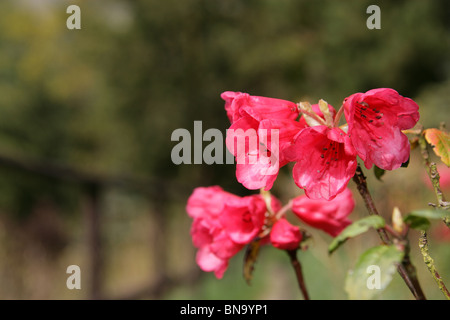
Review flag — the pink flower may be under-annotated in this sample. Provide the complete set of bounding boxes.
[186,186,281,278]
[270,218,302,250]
[258,118,306,166]
[219,195,268,244]
[344,88,419,170]
[186,186,239,219]
[225,115,279,190]
[223,91,299,190]
[291,188,355,237]
[187,186,243,278]
[284,126,357,200]
[221,91,298,124]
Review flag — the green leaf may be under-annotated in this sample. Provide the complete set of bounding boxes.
[406,209,449,220]
[403,209,449,230]
[243,239,261,285]
[373,166,385,181]
[345,245,404,300]
[328,216,385,254]
[404,216,430,230]
[423,128,450,166]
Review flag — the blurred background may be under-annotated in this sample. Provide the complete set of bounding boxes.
[0,0,448,299]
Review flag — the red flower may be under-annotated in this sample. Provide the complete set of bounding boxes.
[187,186,243,278]
[219,195,268,244]
[270,218,302,250]
[291,188,355,237]
[221,91,298,124]
[186,186,281,278]
[284,126,357,200]
[344,88,419,170]
[223,91,299,190]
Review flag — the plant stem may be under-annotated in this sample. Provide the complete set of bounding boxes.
[286,249,310,300]
[419,231,450,300]
[352,165,390,243]
[418,132,450,226]
[352,164,426,300]
[416,130,450,298]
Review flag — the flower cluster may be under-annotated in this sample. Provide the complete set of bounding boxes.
[186,88,419,279]
[186,186,354,278]
[223,88,419,200]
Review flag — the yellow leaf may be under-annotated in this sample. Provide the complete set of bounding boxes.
[424,129,450,167]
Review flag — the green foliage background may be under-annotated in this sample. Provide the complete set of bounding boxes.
[0,0,448,299]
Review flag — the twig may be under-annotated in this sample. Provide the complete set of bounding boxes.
[286,249,310,300]
[352,165,390,244]
[417,130,450,298]
[418,132,450,226]
[419,231,450,300]
[352,164,426,300]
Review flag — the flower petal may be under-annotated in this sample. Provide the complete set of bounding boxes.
[186,186,238,219]
[196,247,229,279]
[220,195,267,244]
[344,88,419,170]
[292,188,354,237]
[226,115,280,190]
[221,91,298,124]
[286,126,357,200]
[270,218,302,250]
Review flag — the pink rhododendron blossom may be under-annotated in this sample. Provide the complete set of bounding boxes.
[343,88,419,170]
[223,91,299,190]
[226,115,280,190]
[186,186,239,219]
[284,126,357,200]
[187,186,243,278]
[258,118,306,166]
[186,186,282,278]
[270,218,302,250]
[221,91,298,124]
[291,188,355,237]
[219,195,267,244]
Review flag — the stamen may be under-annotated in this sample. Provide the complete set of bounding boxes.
[358,101,369,108]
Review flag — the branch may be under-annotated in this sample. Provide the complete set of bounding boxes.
[286,249,310,300]
[416,129,450,298]
[419,231,450,300]
[352,164,426,300]
[352,165,390,244]
[418,132,450,226]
